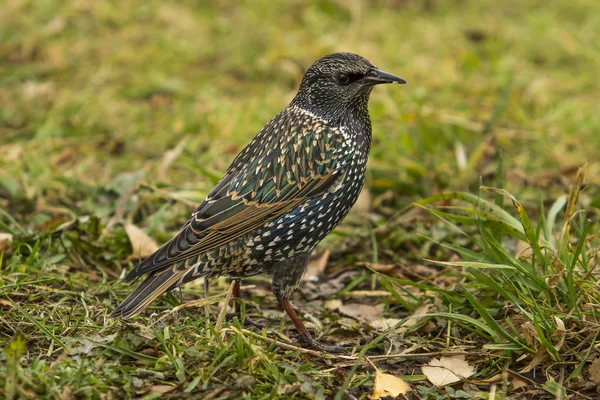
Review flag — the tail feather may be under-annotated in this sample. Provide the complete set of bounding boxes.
[110,267,186,319]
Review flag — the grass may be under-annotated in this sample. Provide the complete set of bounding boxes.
[1,0,600,398]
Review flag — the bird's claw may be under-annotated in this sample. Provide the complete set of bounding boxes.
[296,336,347,353]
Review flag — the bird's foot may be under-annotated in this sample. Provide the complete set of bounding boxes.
[296,336,346,353]
[226,312,268,328]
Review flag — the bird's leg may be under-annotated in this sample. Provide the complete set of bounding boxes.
[203,277,210,319]
[227,280,267,328]
[277,296,344,353]
[231,279,241,300]
[272,253,345,353]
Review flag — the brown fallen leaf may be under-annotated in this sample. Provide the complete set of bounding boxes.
[472,373,504,384]
[125,223,159,260]
[324,299,343,310]
[396,304,430,333]
[519,346,546,374]
[326,301,383,322]
[369,318,403,331]
[151,385,175,394]
[422,355,475,387]
[520,320,537,347]
[552,316,566,352]
[369,304,430,333]
[369,359,411,399]
[589,358,600,384]
[512,377,529,390]
[358,262,396,273]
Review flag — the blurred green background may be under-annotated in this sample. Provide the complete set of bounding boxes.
[3,0,599,211]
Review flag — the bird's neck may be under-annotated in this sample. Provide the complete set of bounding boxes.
[290,102,372,154]
[340,103,372,154]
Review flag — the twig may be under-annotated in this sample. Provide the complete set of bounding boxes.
[365,356,377,369]
[489,384,496,400]
[215,281,235,342]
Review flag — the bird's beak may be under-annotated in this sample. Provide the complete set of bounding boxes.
[363,68,407,85]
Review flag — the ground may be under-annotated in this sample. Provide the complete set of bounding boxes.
[1,0,600,399]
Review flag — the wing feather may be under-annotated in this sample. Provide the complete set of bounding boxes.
[124,109,351,281]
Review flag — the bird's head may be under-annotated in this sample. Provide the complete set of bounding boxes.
[292,52,406,122]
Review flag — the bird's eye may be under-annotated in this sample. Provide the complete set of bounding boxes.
[335,72,350,85]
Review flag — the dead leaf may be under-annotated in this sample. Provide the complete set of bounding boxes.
[519,346,546,373]
[358,262,396,273]
[370,368,411,399]
[369,304,430,333]
[473,373,504,384]
[589,358,600,384]
[553,316,566,352]
[422,355,475,387]
[370,318,403,331]
[0,232,13,252]
[324,299,343,311]
[396,304,430,333]
[125,223,159,259]
[326,301,382,322]
[512,377,529,390]
[520,321,537,347]
[151,385,175,394]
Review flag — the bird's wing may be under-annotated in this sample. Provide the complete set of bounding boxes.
[124,109,353,281]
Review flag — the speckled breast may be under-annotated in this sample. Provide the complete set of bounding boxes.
[240,159,367,273]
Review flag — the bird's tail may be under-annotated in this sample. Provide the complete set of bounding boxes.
[109,266,187,319]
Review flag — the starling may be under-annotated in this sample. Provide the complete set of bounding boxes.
[110,53,406,351]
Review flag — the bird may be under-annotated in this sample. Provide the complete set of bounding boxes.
[110,52,406,352]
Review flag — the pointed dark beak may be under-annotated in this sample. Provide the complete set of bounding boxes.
[363,68,407,85]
